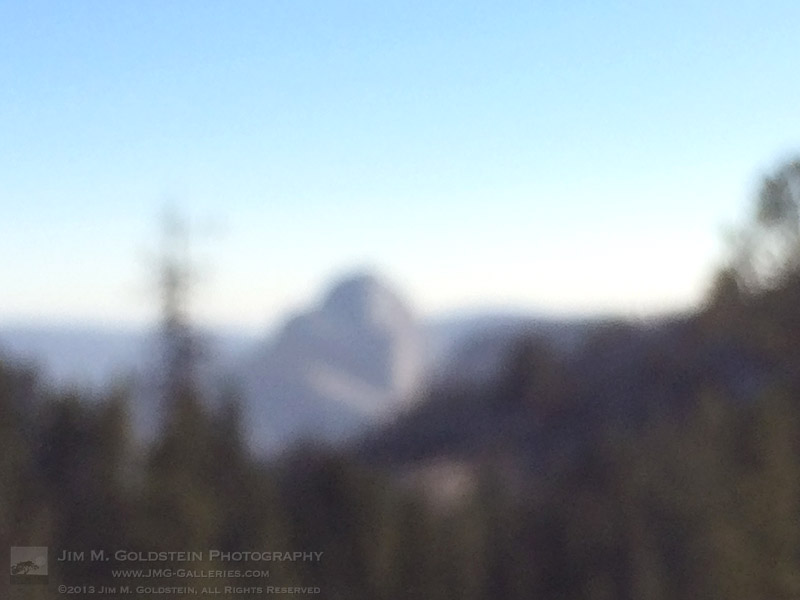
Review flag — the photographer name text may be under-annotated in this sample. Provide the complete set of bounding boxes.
[56,550,323,563]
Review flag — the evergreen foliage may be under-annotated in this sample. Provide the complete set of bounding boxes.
[5,160,800,598]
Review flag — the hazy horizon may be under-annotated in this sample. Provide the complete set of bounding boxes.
[0,264,690,336]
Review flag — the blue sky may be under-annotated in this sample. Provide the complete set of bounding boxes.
[2,1,800,329]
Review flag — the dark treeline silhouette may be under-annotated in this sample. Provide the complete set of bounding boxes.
[4,158,800,599]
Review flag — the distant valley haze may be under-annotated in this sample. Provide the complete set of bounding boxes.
[0,270,619,452]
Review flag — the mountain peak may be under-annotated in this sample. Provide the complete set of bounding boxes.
[322,272,411,330]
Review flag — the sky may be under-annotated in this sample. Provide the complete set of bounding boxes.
[2,1,800,330]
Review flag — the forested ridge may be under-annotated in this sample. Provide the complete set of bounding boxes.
[5,160,800,599]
